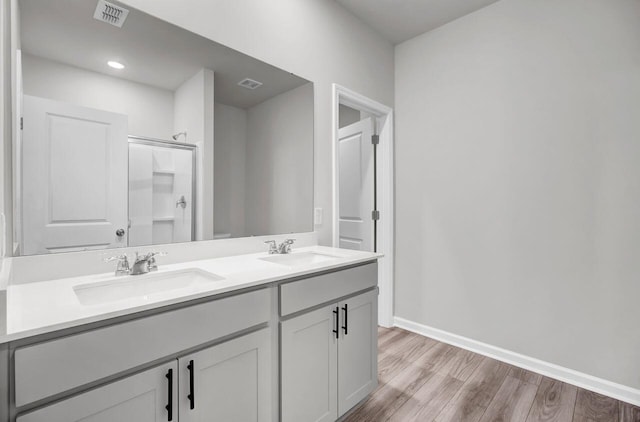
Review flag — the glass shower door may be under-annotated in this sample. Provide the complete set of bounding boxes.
[128,137,196,247]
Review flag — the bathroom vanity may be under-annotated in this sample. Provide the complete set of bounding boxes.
[0,247,379,422]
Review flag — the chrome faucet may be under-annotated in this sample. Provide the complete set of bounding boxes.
[131,252,167,275]
[130,253,151,275]
[104,251,167,276]
[264,239,296,254]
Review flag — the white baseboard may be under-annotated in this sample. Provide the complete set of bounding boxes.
[393,316,640,407]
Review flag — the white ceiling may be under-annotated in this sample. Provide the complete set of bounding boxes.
[19,0,309,109]
[335,0,500,44]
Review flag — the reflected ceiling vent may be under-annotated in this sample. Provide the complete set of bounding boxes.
[237,78,263,90]
[93,0,130,28]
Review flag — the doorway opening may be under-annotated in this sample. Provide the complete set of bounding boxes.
[332,84,394,327]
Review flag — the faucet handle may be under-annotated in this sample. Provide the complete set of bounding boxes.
[104,254,128,263]
[104,254,130,276]
[279,239,296,254]
[145,251,167,271]
[264,240,278,254]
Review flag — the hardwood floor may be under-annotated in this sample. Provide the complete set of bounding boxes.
[344,327,640,422]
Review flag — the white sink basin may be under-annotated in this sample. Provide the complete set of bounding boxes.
[260,252,340,268]
[73,268,225,306]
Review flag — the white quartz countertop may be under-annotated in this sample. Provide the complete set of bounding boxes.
[1,246,380,343]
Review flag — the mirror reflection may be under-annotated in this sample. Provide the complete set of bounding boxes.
[15,0,314,256]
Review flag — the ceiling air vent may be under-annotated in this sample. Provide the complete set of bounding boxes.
[237,78,263,90]
[93,0,130,28]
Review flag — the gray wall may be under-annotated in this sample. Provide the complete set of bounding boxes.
[395,0,640,390]
[21,53,174,140]
[214,102,247,238]
[118,0,394,245]
[245,83,314,236]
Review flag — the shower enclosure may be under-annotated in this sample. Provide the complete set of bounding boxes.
[128,136,196,247]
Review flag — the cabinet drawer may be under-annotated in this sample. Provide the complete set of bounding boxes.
[279,262,377,316]
[14,288,271,407]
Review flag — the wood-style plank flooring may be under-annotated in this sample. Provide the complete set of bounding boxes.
[344,327,640,422]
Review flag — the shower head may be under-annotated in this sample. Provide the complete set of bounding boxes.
[172,131,187,141]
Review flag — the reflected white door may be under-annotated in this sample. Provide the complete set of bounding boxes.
[21,95,128,255]
[338,117,375,251]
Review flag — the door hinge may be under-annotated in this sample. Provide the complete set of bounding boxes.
[372,210,380,221]
[20,117,23,130]
[371,134,379,145]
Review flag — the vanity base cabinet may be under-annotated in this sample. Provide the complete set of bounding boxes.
[16,328,272,422]
[178,328,271,422]
[280,288,378,422]
[16,361,178,422]
[7,261,378,422]
[13,288,270,407]
[281,303,339,422]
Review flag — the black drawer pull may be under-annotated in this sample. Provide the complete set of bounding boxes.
[332,306,339,339]
[187,359,195,410]
[342,304,348,335]
[165,368,173,421]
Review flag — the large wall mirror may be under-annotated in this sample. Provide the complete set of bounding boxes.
[13,0,314,256]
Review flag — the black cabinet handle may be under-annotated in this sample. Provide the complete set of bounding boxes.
[342,304,348,335]
[332,306,339,339]
[187,359,195,410]
[165,368,173,421]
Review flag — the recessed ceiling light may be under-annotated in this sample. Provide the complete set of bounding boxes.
[107,61,125,70]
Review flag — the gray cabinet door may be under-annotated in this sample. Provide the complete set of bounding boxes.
[338,290,378,416]
[178,328,271,422]
[17,361,177,422]
[281,303,339,422]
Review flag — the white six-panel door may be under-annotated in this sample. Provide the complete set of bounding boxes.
[21,95,128,255]
[338,117,375,251]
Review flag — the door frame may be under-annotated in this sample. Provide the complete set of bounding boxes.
[331,84,394,327]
